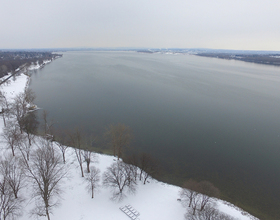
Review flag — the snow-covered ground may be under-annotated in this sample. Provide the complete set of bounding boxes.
[28,60,52,70]
[0,70,258,220]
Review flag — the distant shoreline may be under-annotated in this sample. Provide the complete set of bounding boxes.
[136,49,280,67]
[195,53,280,67]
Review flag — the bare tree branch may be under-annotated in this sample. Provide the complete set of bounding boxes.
[180,179,200,208]
[21,112,38,147]
[52,129,70,164]
[18,134,34,161]
[0,155,25,199]
[1,122,22,156]
[180,179,221,217]
[0,155,24,220]
[138,153,157,184]
[0,178,23,220]
[105,124,132,160]
[85,166,100,199]
[0,91,11,127]
[123,154,139,181]
[42,110,55,139]
[68,129,84,177]
[103,161,136,201]
[198,181,220,211]
[22,139,67,220]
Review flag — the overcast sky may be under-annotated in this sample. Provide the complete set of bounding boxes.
[1,0,279,50]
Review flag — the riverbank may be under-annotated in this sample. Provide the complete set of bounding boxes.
[0,56,60,87]
[0,51,62,81]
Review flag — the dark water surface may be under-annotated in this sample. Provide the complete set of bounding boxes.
[30,51,280,217]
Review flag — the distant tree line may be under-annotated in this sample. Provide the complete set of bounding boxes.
[196,53,280,66]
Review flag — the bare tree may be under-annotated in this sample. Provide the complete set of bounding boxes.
[0,177,23,220]
[23,88,36,105]
[53,130,69,164]
[42,111,55,139]
[83,150,93,173]
[198,181,220,211]
[102,161,136,201]
[198,204,220,220]
[12,93,27,133]
[85,166,100,198]
[21,112,38,147]
[180,179,200,208]
[12,89,36,134]
[0,90,11,127]
[1,122,22,156]
[82,135,99,173]
[123,163,137,187]
[184,203,238,220]
[69,129,84,177]
[0,155,25,199]
[22,139,67,220]
[105,123,132,160]
[138,153,157,184]
[123,154,139,181]
[55,141,68,164]
[180,179,220,216]
[18,135,33,161]
[83,149,91,173]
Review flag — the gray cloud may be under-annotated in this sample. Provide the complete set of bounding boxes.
[1,0,279,50]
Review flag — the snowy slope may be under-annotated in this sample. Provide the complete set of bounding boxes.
[0,72,258,220]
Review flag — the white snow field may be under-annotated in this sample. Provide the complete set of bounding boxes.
[0,71,258,220]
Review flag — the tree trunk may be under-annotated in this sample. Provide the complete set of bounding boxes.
[28,134,32,146]
[188,197,192,207]
[143,174,148,184]
[47,212,50,220]
[2,113,6,127]
[12,146,15,156]
[86,161,90,173]
[139,170,143,181]
[80,163,84,177]
[46,206,50,220]
[192,207,196,215]
[200,202,206,211]
[62,153,66,164]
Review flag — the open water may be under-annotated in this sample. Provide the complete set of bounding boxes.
[29,51,280,217]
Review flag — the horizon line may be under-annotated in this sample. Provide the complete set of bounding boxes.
[1,47,280,53]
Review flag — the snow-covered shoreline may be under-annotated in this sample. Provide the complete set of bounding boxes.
[0,68,259,220]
